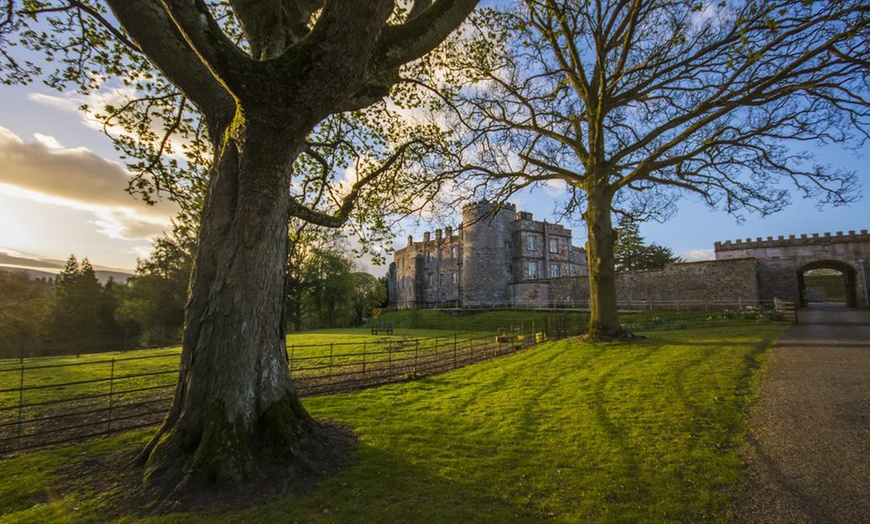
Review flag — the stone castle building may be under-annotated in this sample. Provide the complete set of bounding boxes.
[388,200,870,310]
[388,201,588,309]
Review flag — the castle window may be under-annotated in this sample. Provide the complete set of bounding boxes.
[451,272,457,284]
[549,239,559,254]
[528,261,539,279]
[439,273,445,285]
[550,263,560,277]
[526,235,537,251]
[451,246,457,259]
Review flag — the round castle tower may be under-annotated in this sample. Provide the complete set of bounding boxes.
[460,200,516,306]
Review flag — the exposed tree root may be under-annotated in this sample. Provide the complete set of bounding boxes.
[133,419,358,516]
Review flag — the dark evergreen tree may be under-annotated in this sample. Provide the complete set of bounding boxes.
[614,218,681,271]
[119,224,194,347]
[49,255,106,353]
[0,270,52,358]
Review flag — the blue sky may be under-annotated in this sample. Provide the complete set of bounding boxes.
[0,81,867,276]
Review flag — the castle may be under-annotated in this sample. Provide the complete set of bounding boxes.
[388,201,588,309]
[388,200,870,310]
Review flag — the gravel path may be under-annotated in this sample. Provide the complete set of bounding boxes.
[734,306,870,523]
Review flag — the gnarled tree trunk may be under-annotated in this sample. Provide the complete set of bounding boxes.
[141,119,317,488]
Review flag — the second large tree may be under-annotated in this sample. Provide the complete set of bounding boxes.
[436,0,867,339]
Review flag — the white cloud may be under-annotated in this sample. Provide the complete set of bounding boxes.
[680,248,715,261]
[0,126,177,241]
[541,178,566,197]
[29,88,199,162]
[33,133,64,150]
[29,87,137,134]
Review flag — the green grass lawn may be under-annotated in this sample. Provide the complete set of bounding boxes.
[375,309,587,335]
[0,331,496,415]
[0,323,784,523]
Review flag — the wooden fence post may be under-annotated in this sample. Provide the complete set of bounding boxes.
[17,362,24,449]
[388,340,393,375]
[329,343,334,376]
[106,358,116,435]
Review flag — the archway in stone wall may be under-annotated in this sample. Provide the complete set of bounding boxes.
[797,260,858,308]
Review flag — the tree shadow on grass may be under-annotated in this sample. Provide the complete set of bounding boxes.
[234,441,552,524]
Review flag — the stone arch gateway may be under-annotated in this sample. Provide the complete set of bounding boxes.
[714,230,870,308]
[797,260,858,307]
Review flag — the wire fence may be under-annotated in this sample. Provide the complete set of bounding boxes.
[0,325,578,455]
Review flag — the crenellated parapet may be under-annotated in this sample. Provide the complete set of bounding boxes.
[715,229,870,252]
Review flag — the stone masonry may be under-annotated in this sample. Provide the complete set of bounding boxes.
[715,230,870,307]
[389,215,870,310]
[389,201,588,309]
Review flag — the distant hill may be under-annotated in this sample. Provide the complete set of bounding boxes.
[0,266,134,284]
[0,252,134,284]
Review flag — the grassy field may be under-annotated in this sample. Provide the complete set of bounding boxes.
[374,309,587,334]
[0,322,785,523]
[0,330,504,414]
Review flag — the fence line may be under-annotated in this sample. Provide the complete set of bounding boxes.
[0,326,577,455]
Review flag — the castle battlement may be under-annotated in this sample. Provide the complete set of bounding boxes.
[714,229,870,251]
[392,201,587,309]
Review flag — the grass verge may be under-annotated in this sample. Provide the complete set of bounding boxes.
[0,323,783,523]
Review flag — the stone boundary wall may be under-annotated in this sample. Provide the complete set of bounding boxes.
[715,229,869,251]
[543,258,761,308]
[613,258,760,305]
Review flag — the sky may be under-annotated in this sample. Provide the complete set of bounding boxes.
[1,82,868,277]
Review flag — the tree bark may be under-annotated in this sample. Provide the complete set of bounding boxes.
[141,117,317,488]
[583,187,628,341]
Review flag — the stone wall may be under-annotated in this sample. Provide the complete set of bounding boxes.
[715,229,870,306]
[613,258,760,307]
[543,258,760,308]
[508,281,549,308]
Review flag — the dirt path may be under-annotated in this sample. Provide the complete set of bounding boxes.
[734,306,870,523]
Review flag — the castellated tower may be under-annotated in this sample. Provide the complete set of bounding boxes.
[460,200,516,306]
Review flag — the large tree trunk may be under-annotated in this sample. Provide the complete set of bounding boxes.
[140,119,318,488]
[583,188,628,340]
